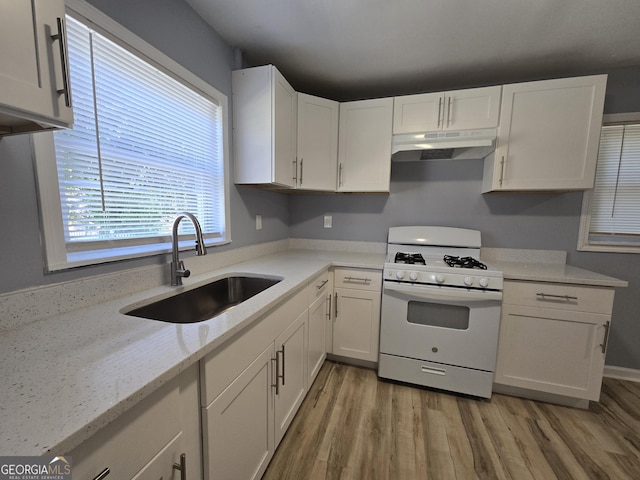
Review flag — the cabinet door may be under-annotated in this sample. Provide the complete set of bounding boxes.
[484,75,607,192]
[0,0,73,132]
[297,93,338,191]
[337,98,393,192]
[333,287,381,362]
[274,309,308,446]
[308,292,328,385]
[393,92,443,134]
[204,344,274,480]
[444,86,501,130]
[495,304,610,401]
[273,67,297,187]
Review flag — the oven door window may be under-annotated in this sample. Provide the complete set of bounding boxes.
[406,300,470,330]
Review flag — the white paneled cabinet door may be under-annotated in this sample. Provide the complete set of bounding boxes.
[337,97,393,192]
[296,93,339,191]
[274,309,308,446]
[205,344,274,480]
[308,290,329,385]
[333,288,381,362]
[0,0,73,133]
[483,75,607,192]
[495,304,610,401]
[393,86,501,134]
[233,64,297,187]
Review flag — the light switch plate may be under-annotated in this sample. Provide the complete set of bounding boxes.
[324,215,332,228]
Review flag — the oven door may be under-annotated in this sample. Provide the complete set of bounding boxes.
[379,281,502,371]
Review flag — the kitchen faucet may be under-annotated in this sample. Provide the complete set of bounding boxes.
[171,212,207,286]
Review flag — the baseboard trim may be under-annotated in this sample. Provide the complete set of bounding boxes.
[603,365,640,382]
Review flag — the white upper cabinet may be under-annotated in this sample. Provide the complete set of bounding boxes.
[296,93,339,191]
[0,0,73,135]
[393,86,501,134]
[233,65,297,187]
[482,75,607,192]
[338,98,393,192]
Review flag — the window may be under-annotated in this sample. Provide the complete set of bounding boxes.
[579,113,640,253]
[34,3,230,271]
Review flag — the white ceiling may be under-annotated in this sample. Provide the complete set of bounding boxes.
[185,0,640,101]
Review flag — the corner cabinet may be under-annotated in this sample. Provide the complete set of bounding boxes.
[482,75,607,192]
[393,86,502,134]
[332,268,382,362]
[68,364,202,480]
[337,98,393,192]
[295,93,339,191]
[233,65,297,187]
[0,0,73,135]
[494,280,614,407]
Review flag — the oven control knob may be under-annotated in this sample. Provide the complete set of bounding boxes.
[409,271,419,281]
[464,276,475,286]
[479,277,489,288]
[434,274,445,284]
[395,270,406,280]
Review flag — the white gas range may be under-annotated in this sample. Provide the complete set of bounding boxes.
[378,226,504,398]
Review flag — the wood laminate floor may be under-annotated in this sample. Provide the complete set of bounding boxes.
[263,361,640,480]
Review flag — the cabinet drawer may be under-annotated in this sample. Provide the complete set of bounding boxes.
[69,373,183,480]
[308,270,330,304]
[334,268,382,291]
[503,280,614,314]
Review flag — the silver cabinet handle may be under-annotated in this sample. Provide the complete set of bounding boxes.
[271,355,280,395]
[300,158,304,185]
[338,163,343,187]
[499,156,505,186]
[51,17,72,107]
[279,344,285,386]
[437,97,443,128]
[316,279,329,290]
[93,468,110,480]
[535,292,578,301]
[292,158,298,184]
[344,276,371,284]
[326,293,332,319]
[446,96,452,127]
[334,292,338,318]
[173,453,186,480]
[600,321,611,354]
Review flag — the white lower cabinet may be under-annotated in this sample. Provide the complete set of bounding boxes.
[307,271,331,385]
[201,271,330,479]
[68,363,201,480]
[332,268,382,362]
[494,280,615,405]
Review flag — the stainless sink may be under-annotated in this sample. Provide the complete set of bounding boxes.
[125,275,282,323]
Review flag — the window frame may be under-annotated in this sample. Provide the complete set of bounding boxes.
[578,112,640,254]
[33,0,231,271]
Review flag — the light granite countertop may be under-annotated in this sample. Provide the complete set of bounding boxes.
[0,249,385,457]
[0,245,627,457]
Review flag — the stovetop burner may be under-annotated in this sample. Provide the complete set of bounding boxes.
[394,252,426,265]
[443,255,487,270]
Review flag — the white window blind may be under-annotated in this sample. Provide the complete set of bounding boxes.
[33,8,229,271]
[587,123,640,247]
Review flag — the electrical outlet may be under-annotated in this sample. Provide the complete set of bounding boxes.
[324,215,332,228]
[256,214,262,230]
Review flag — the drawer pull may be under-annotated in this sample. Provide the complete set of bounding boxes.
[93,468,110,480]
[173,453,186,480]
[316,279,329,290]
[344,276,371,284]
[421,366,446,376]
[536,293,578,302]
[600,321,611,354]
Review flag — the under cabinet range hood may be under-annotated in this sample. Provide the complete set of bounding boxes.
[391,128,496,161]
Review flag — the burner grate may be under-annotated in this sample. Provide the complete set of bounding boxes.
[394,252,426,265]
[443,255,487,270]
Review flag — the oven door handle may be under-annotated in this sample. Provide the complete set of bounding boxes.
[383,281,503,302]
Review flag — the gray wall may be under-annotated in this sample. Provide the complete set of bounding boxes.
[289,68,640,370]
[0,0,289,294]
